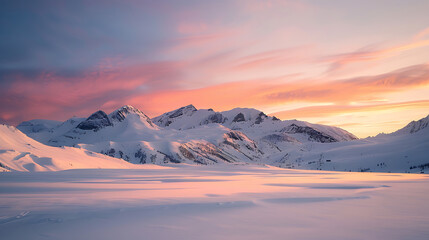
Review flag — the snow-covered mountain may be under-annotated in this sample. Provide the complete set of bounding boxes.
[14,105,429,173]
[152,105,357,142]
[0,124,137,172]
[263,114,429,173]
[17,105,356,166]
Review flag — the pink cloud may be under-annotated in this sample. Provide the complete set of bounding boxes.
[413,26,429,41]
[125,64,429,118]
[0,60,187,125]
[230,46,312,71]
[267,64,429,103]
[322,34,429,74]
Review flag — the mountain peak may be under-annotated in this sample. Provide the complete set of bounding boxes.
[185,104,197,109]
[110,105,146,121]
[116,105,140,113]
[171,104,197,117]
[151,104,198,128]
[178,104,197,112]
[221,107,272,124]
[156,104,197,119]
[108,105,157,128]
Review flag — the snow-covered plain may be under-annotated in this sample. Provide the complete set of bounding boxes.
[2,107,429,239]
[1,165,429,240]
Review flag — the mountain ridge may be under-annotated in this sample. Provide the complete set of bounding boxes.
[8,104,428,173]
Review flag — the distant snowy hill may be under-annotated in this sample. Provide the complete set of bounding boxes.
[391,114,429,135]
[14,105,429,173]
[265,121,429,173]
[0,124,137,172]
[18,117,84,143]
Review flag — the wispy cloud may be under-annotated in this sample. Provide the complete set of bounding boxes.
[322,31,429,74]
[230,46,312,71]
[413,26,429,41]
[127,64,429,117]
[271,100,429,119]
[0,60,187,124]
[266,64,429,104]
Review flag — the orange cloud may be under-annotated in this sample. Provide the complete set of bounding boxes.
[413,26,429,41]
[265,64,429,104]
[230,46,312,71]
[0,60,187,125]
[129,79,271,117]
[270,100,429,119]
[127,64,429,118]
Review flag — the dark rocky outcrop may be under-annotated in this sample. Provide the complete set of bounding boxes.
[169,105,197,118]
[201,113,227,125]
[232,113,245,122]
[262,133,299,144]
[179,145,195,160]
[223,131,258,152]
[135,149,147,164]
[282,124,337,143]
[76,111,112,131]
[255,112,268,124]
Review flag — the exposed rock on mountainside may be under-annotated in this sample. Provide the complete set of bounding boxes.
[282,124,338,143]
[77,111,112,131]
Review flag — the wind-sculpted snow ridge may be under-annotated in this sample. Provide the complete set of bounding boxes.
[0,124,148,172]
[15,105,429,173]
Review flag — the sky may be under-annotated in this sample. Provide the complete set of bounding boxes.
[1,0,429,138]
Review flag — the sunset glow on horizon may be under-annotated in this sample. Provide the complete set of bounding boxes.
[1,0,429,138]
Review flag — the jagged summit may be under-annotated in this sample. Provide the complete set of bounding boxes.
[109,105,152,123]
[165,105,197,117]
[183,104,197,110]
[152,104,198,127]
[112,105,142,114]
[74,105,157,132]
[110,105,145,116]
[170,104,197,117]
[219,107,274,125]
